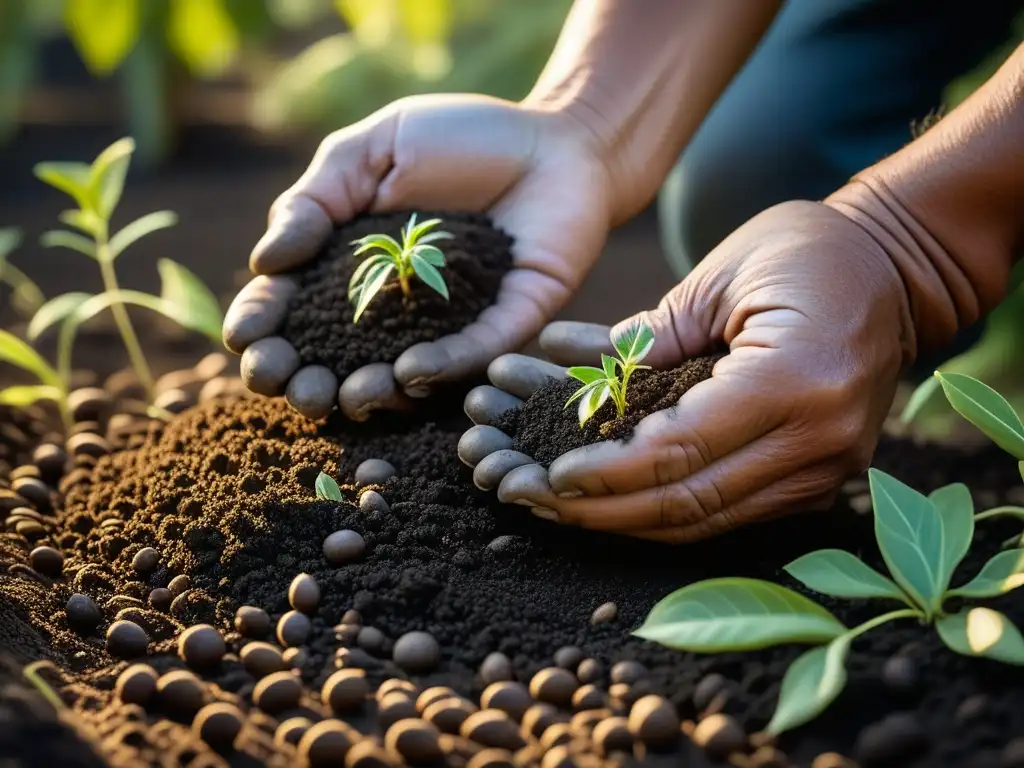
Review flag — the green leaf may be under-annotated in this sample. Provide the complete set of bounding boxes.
[407,217,444,243]
[766,633,852,734]
[936,371,1024,460]
[566,366,606,386]
[634,578,846,651]
[157,258,224,342]
[416,230,454,246]
[0,329,60,387]
[578,381,610,425]
[784,549,912,604]
[401,212,417,241]
[869,468,947,617]
[0,228,20,259]
[564,379,602,409]
[65,0,141,76]
[167,0,240,77]
[348,253,393,297]
[109,210,178,258]
[89,137,135,220]
[611,319,655,364]
[34,162,93,208]
[352,233,402,261]
[411,244,446,267]
[410,254,449,300]
[27,293,93,341]
[0,385,64,407]
[900,374,941,424]
[352,262,394,322]
[937,607,1024,665]
[601,353,619,380]
[40,230,97,259]
[59,209,102,237]
[928,482,975,595]
[948,549,1024,599]
[315,471,343,501]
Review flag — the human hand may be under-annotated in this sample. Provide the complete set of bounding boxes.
[460,200,916,542]
[222,93,613,420]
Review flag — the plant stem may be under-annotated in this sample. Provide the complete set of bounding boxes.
[847,608,922,640]
[96,230,154,399]
[975,505,1024,522]
[23,661,65,711]
[397,269,411,298]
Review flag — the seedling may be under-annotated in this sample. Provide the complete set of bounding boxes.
[0,228,45,318]
[315,471,343,500]
[635,468,1024,734]
[348,213,452,322]
[565,319,655,426]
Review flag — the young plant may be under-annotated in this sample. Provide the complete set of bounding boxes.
[565,319,655,426]
[315,471,343,500]
[348,213,452,322]
[635,468,1024,735]
[0,228,45,318]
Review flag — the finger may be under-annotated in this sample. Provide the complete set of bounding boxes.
[458,425,514,468]
[486,354,565,400]
[285,365,338,420]
[538,322,613,366]
[496,463,562,522]
[222,276,299,354]
[464,386,522,426]
[472,450,537,491]
[249,195,334,275]
[240,336,300,396]
[338,363,415,422]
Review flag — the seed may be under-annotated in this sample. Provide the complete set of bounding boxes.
[553,646,584,671]
[417,686,458,713]
[423,697,477,734]
[529,668,578,708]
[157,669,207,714]
[811,753,857,768]
[521,703,562,739]
[240,642,286,677]
[178,624,226,669]
[66,432,109,458]
[193,702,243,748]
[570,707,608,737]
[297,719,357,766]
[254,670,303,713]
[322,668,369,713]
[357,626,386,654]
[288,573,321,614]
[29,546,63,577]
[628,695,680,748]
[691,713,746,758]
[571,684,606,711]
[277,610,311,647]
[67,387,112,422]
[385,718,443,764]
[106,620,149,658]
[468,748,516,768]
[576,659,604,685]
[358,490,390,514]
[393,631,440,672]
[342,609,362,625]
[355,459,397,486]
[323,530,367,565]
[539,723,573,749]
[592,715,632,756]
[379,691,419,730]
[591,602,617,625]
[32,443,67,479]
[167,574,192,597]
[481,682,532,722]
[335,647,377,669]
[479,652,513,684]
[148,588,172,612]
[131,547,159,575]
[693,673,730,711]
[65,593,102,632]
[274,717,313,747]
[115,664,158,705]
[234,605,271,638]
[460,710,526,751]
[376,678,418,701]
[345,740,394,768]
[284,647,308,669]
[540,745,575,768]
[335,623,361,646]
[881,655,920,698]
[610,660,646,685]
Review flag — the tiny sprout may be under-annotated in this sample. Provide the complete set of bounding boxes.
[565,319,655,426]
[348,213,453,323]
[315,472,343,501]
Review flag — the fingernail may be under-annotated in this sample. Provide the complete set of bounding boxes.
[403,384,431,399]
[557,490,583,499]
[531,507,559,522]
[509,499,535,508]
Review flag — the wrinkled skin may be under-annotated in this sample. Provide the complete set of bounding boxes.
[222,94,613,420]
[460,200,912,543]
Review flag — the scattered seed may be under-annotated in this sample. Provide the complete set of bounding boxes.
[592,716,632,756]
[693,673,729,711]
[148,588,172,612]
[323,668,369,713]
[29,546,63,577]
[277,610,312,647]
[115,663,158,705]
[298,719,357,766]
[65,593,102,632]
[13,478,51,509]
[571,684,606,712]
[335,623,361,645]
[283,647,308,669]
[485,535,521,553]
[357,625,386,654]
[234,605,271,638]
[553,646,584,671]
[811,753,858,768]
[628,695,680,748]
[853,712,927,765]
[274,717,313,748]
[288,573,321,614]
[467,747,516,768]
[529,668,578,708]
[570,707,608,737]
[240,641,286,677]
[881,655,921,699]
[379,691,419,730]
[131,547,159,575]
[167,575,192,597]
[355,459,397,486]
[341,609,362,625]
[386,718,443,764]
[417,686,458,712]
[254,670,303,713]
[575,659,604,685]
[461,710,526,751]
[323,530,367,565]
[481,681,532,722]
[479,652,513,684]
[106,620,149,658]
[178,624,226,669]
[358,490,390,514]
[393,631,441,672]
[157,669,207,714]
[521,703,562,739]
[66,432,109,458]
[610,660,646,686]
[423,697,477,734]
[539,723,573,749]
[591,602,617,625]
[32,443,67,479]
[691,712,743,757]
[193,702,243,749]
[346,739,394,768]
[377,678,418,701]
[335,647,377,670]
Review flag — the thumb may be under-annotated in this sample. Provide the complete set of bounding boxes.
[610,278,714,369]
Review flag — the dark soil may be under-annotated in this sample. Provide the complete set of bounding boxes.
[495,358,720,466]
[279,211,514,380]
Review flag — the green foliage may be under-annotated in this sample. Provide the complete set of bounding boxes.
[936,371,1024,460]
[348,213,452,323]
[565,320,654,426]
[315,471,343,500]
[0,228,45,318]
[637,468,1024,735]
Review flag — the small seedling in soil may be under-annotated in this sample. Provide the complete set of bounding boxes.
[565,319,655,426]
[348,213,452,322]
[0,228,45,318]
[315,471,343,501]
[635,468,1024,734]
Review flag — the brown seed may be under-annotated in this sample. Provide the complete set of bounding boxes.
[283,647,308,669]
[423,697,477,734]
[29,546,63,577]
[193,702,243,748]
[576,659,604,685]
[178,624,226,669]
[385,718,443,765]
[289,572,320,614]
[323,530,366,565]
[520,703,563,739]
[468,748,516,768]
[298,719,357,766]
[539,723,573,749]
[345,740,394,768]
[417,686,457,712]
[540,744,576,768]
[323,668,369,713]
[277,610,311,647]
[115,664,158,705]
[461,710,527,751]
[66,593,102,632]
[254,670,303,713]
[274,717,313,748]
[131,547,159,575]
[379,691,419,730]
[479,652,513,684]
[691,713,746,759]
[481,681,532,722]
[590,602,617,625]
[66,432,109,458]
[342,609,363,625]
[234,605,271,638]
[570,708,609,736]
[393,631,441,672]
[106,620,149,658]
[359,490,390,514]
[529,668,578,708]
[357,625,386,654]
[355,458,396,486]
[167,574,192,597]
[553,646,584,671]
[440,734,484,761]
[592,716,632,756]
[335,623,361,645]
[377,678,419,701]
[157,669,207,714]
[32,443,67,478]
[811,753,857,768]
[240,641,286,677]
[571,684,606,712]
[610,661,646,685]
[628,695,680,747]
[148,588,172,612]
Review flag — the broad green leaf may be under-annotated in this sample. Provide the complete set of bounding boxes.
[167,0,240,77]
[566,366,606,386]
[937,371,1024,459]
[109,210,178,258]
[634,578,846,651]
[601,353,618,380]
[157,258,224,342]
[89,137,134,219]
[928,482,975,595]
[766,633,851,734]
[40,230,97,259]
[407,217,444,243]
[349,253,392,297]
[869,468,946,617]
[1020,461,1024,484]
[784,549,912,604]
[27,292,92,341]
[0,228,20,259]
[59,209,102,237]
[34,162,93,208]
[315,471,343,500]
[937,607,1024,665]
[417,230,454,246]
[948,549,1024,599]
[352,234,402,260]
[411,244,446,267]
[900,374,941,424]
[0,385,64,407]
[410,254,449,300]
[65,0,141,75]
[611,319,655,364]
[565,378,603,408]
[0,329,60,387]
[578,382,610,425]
[353,262,394,322]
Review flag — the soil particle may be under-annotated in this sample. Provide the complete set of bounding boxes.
[279,211,514,381]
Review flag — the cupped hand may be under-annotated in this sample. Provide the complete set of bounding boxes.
[461,200,914,543]
[222,93,613,420]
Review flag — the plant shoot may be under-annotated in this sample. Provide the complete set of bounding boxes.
[0,228,45,318]
[565,319,655,426]
[315,471,343,501]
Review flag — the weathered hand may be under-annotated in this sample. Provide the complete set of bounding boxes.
[462,200,914,542]
[222,93,612,420]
